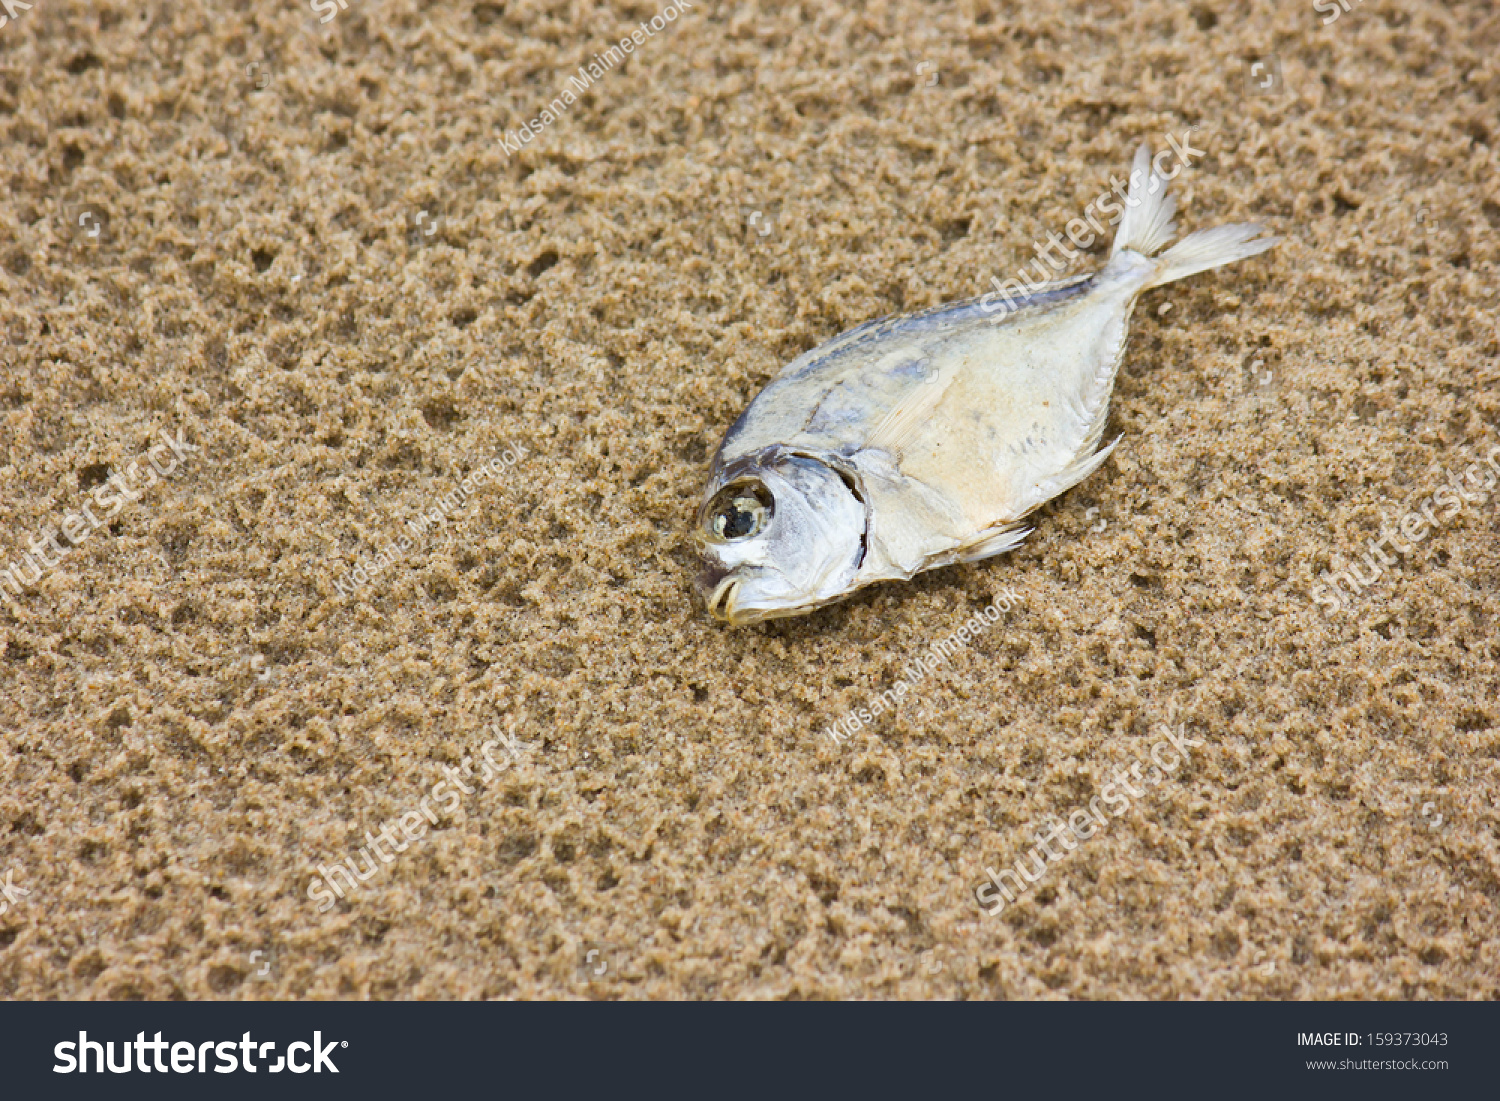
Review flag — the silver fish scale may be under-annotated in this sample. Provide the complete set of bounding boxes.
[716,274,1095,467]
[715,265,1130,531]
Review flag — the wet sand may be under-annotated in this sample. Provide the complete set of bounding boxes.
[0,0,1496,998]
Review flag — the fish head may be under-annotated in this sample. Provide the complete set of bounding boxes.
[695,449,866,625]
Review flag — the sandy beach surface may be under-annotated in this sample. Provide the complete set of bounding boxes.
[0,0,1496,998]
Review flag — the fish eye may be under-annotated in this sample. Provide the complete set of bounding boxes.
[706,482,773,542]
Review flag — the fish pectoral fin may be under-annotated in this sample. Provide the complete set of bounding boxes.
[953,522,1032,564]
[864,370,957,459]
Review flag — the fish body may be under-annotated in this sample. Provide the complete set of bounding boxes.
[696,145,1276,624]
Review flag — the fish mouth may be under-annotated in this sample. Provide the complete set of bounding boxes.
[705,576,804,625]
[696,557,730,598]
[706,576,741,622]
[697,555,752,624]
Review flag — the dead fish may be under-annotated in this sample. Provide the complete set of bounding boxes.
[695,144,1277,624]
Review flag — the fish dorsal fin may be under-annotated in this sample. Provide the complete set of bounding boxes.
[864,364,960,459]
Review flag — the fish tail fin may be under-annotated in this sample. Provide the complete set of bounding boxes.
[1146,222,1279,287]
[1111,143,1179,259]
[1110,142,1278,286]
